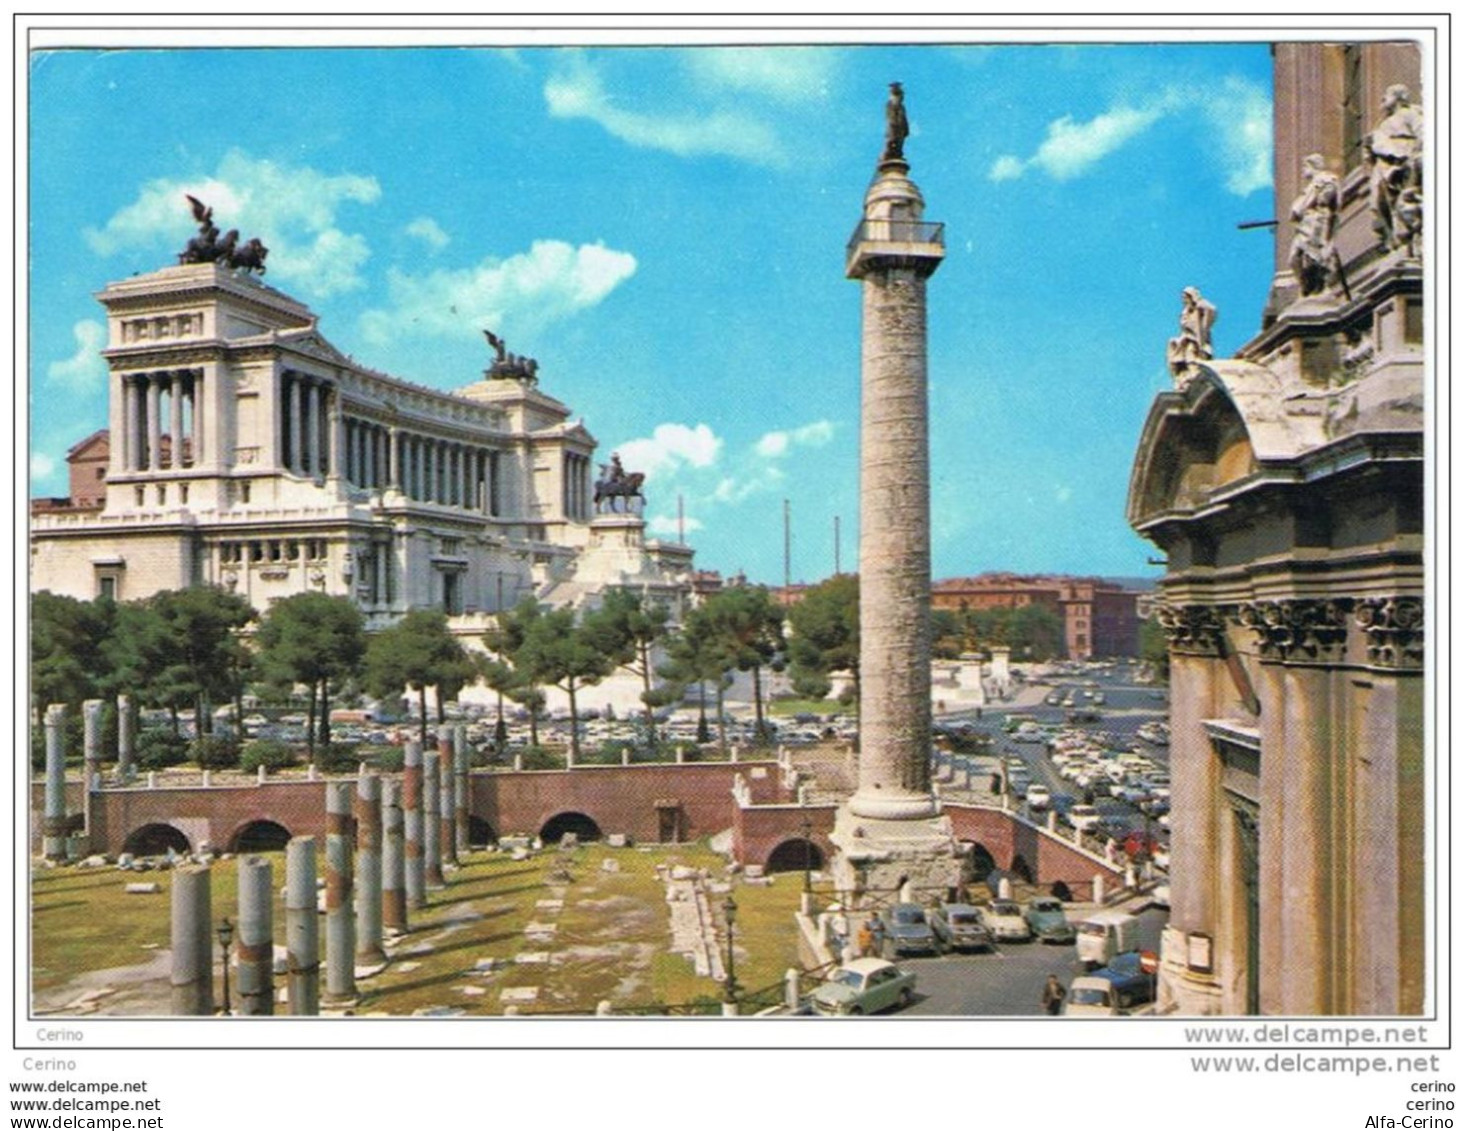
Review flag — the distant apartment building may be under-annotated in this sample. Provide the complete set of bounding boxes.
[930,573,1142,659]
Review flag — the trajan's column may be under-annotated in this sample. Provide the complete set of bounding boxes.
[830,83,967,897]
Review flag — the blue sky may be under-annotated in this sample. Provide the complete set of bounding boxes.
[28,42,1277,586]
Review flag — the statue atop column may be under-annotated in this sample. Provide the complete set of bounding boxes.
[483,329,539,382]
[1166,286,1217,381]
[1364,84,1423,254]
[177,195,269,274]
[1288,153,1344,297]
[881,81,909,163]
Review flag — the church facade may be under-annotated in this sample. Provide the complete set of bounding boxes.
[30,248,694,632]
[1128,42,1425,1015]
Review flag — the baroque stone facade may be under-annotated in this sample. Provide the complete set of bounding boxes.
[30,261,694,631]
[1128,43,1425,1016]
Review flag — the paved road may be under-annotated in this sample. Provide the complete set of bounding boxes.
[899,905,1169,1016]
[935,662,1171,846]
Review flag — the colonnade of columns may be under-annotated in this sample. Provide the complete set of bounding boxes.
[376,430,499,514]
[120,369,202,472]
[280,371,333,478]
[564,452,591,521]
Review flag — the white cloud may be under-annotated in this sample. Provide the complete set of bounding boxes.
[544,54,785,166]
[755,419,835,458]
[1204,76,1273,196]
[405,217,450,250]
[988,154,1027,182]
[46,320,107,391]
[84,150,381,297]
[359,240,637,344]
[683,47,835,103]
[615,423,721,482]
[989,77,1271,196]
[647,513,704,537]
[30,452,56,481]
[1031,105,1165,180]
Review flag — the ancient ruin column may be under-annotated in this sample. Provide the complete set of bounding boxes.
[82,698,103,842]
[438,734,458,868]
[382,777,407,932]
[117,694,135,778]
[236,855,274,1016]
[146,376,162,472]
[285,836,320,1015]
[423,750,444,888]
[324,782,356,1002]
[354,772,385,965]
[43,704,68,862]
[169,864,213,1015]
[403,740,426,907]
[454,725,471,855]
[845,99,945,821]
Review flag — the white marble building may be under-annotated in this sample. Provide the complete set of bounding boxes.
[30,261,694,633]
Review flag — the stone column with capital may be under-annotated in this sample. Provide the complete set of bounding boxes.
[146,377,162,471]
[829,86,964,898]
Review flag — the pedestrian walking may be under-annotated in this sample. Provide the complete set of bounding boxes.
[1041,974,1067,1015]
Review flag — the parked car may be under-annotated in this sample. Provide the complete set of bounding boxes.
[808,958,917,1016]
[983,900,1032,942]
[1076,910,1139,967]
[1026,784,1051,811]
[1067,804,1103,833]
[1024,896,1076,944]
[1065,951,1158,1015]
[884,903,940,956]
[930,903,994,952]
[1124,830,1162,859]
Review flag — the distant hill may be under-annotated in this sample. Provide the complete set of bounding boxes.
[1102,575,1160,591]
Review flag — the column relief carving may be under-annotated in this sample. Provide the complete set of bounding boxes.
[1155,602,1228,657]
[1353,597,1424,670]
[1232,599,1350,664]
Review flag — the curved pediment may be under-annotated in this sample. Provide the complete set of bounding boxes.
[1127,360,1329,528]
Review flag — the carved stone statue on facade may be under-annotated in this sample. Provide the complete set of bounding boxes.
[177,195,269,274]
[593,451,646,514]
[483,329,538,382]
[1364,84,1423,254]
[882,81,909,163]
[1166,286,1217,381]
[1288,153,1343,297]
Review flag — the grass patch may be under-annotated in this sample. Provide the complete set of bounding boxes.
[32,839,808,1017]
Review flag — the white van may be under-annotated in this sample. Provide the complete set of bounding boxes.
[1076,910,1138,967]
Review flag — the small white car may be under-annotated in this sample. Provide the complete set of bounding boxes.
[983,899,1032,942]
[1068,804,1102,833]
[1026,784,1051,810]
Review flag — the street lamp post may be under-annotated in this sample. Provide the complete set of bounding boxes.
[216,916,234,1016]
[722,894,738,1004]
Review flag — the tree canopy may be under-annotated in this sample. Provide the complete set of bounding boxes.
[256,592,366,752]
[365,608,468,744]
[786,573,859,702]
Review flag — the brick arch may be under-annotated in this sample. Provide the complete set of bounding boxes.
[226,818,293,854]
[764,837,824,874]
[468,816,498,847]
[539,811,602,843]
[122,822,192,857]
